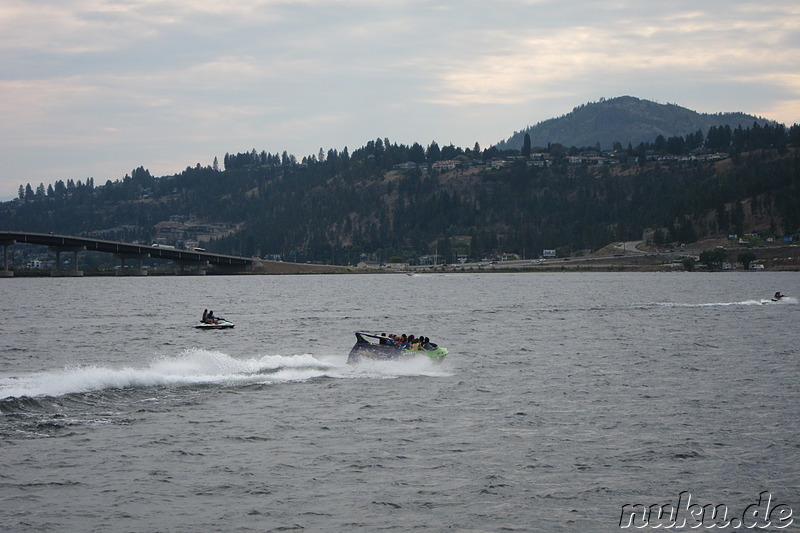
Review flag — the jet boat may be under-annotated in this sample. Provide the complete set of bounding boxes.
[347,332,447,364]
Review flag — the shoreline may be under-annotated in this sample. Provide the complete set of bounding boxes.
[4,244,798,277]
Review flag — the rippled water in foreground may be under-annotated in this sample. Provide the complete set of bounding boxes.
[1,272,798,532]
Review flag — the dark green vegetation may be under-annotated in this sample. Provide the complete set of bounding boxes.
[3,106,800,266]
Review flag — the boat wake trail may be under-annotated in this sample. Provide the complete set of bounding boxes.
[345,357,453,379]
[0,348,451,400]
[655,296,798,308]
[0,349,332,399]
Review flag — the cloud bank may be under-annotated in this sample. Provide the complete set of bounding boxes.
[1,0,798,197]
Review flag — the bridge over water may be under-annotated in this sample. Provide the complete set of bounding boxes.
[0,231,253,277]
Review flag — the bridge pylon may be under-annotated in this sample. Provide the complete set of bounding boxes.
[49,245,85,277]
[116,253,150,276]
[1,239,14,277]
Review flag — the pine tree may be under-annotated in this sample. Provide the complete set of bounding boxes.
[426,142,441,163]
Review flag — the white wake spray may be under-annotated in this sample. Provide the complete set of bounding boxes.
[0,349,334,399]
[0,347,452,399]
[655,296,798,308]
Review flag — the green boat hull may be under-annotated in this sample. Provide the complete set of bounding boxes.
[347,332,448,364]
[400,347,448,363]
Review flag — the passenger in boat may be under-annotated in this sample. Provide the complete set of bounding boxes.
[202,309,208,323]
[379,333,389,345]
[208,310,218,324]
[410,335,420,351]
[774,291,784,300]
[422,337,437,350]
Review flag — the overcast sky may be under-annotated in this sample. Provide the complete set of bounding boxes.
[1,0,799,199]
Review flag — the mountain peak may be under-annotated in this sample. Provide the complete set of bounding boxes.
[496,96,770,150]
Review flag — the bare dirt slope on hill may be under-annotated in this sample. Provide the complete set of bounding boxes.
[251,260,353,274]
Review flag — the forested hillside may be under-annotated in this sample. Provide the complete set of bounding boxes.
[2,122,799,265]
[497,96,773,152]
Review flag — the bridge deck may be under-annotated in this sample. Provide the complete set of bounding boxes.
[0,231,252,271]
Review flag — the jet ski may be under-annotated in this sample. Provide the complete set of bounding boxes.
[194,319,234,329]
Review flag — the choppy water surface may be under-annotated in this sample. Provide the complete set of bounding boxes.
[1,273,798,532]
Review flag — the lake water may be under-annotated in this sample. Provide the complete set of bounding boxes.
[1,272,798,532]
